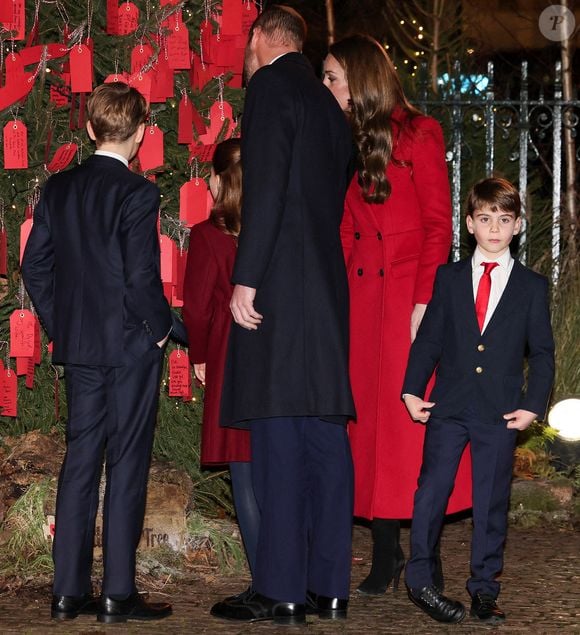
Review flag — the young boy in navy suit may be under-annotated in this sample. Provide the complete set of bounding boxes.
[402,177,555,625]
[22,83,185,624]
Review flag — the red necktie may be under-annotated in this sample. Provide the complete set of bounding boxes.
[475,262,499,331]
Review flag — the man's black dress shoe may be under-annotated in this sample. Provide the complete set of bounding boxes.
[51,594,99,620]
[407,584,465,623]
[305,590,348,620]
[97,592,172,623]
[210,590,306,625]
[470,593,506,624]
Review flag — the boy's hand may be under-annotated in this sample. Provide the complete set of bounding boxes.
[194,363,206,385]
[403,394,435,423]
[503,409,537,431]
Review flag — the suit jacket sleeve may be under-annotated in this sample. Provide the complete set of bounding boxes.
[520,275,555,418]
[21,185,55,339]
[402,265,446,397]
[411,118,452,305]
[182,226,217,363]
[232,67,295,289]
[121,181,170,341]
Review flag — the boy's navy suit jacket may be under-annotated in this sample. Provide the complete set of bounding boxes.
[403,256,555,424]
[21,154,186,366]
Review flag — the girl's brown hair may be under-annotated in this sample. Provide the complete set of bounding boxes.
[328,34,421,204]
[209,138,242,236]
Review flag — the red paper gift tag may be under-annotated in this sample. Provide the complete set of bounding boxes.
[10,309,35,357]
[174,249,187,302]
[106,0,119,34]
[0,227,7,276]
[199,101,234,145]
[159,234,176,284]
[1,0,25,40]
[128,72,152,105]
[0,73,34,111]
[118,2,139,35]
[3,120,28,169]
[131,43,154,75]
[4,52,25,84]
[168,349,191,397]
[16,356,28,376]
[104,71,130,85]
[69,45,93,93]
[137,126,164,171]
[167,19,190,70]
[49,76,71,108]
[179,179,209,227]
[178,95,193,144]
[33,316,41,364]
[242,1,259,36]
[189,143,215,163]
[150,55,174,103]
[47,143,78,172]
[191,104,207,136]
[0,368,17,417]
[25,357,35,389]
[199,20,213,63]
[221,0,243,35]
[19,218,32,264]
[0,2,12,21]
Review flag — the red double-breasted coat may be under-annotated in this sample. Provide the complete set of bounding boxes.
[182,220,251,465]
[342,110,472,519]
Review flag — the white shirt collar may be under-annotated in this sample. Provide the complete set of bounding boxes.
[472,246,512,270]
[94,150,129,168]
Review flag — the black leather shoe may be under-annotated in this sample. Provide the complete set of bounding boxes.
[470,593,506,624]
[51,594,99,620]
[210,590,306,625]
[407,584,465,623]
[305,590,348,620]
[97,592,172,623]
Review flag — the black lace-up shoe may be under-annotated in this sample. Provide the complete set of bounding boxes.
[407,584,465,623]
[305,590,348,619]
[211,590,306,625]
[97,592,172,623]
[470,593,506,624]
[51,594,99,620]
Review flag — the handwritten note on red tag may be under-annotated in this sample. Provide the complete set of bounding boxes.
[25,357,35,389]
[19,218,32,264]
[10,309,35,357]
[137,126,164,171]
[150,55,174,103]
[70,45,93,93]
[47,143,78,172]
[189,143,215,163]
[128,72,152,104]
[4,52,25,84]
[168,349,191,397]
[0,368,17,416]
[131,43,154,75]
[1,0,25,40]
[33,316,41,363]
[3,120,28,169]
[179,179,209,226]
[118,1,139,35]
[167,19,190,69]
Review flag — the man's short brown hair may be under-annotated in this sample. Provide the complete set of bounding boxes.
[86,82,148,144]
[250,4,307,50]
[466,177,521,218]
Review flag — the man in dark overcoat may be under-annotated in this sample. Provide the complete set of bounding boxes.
[211,5,355,626]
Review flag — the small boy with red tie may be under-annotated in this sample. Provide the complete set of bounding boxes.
[402,177,555,625]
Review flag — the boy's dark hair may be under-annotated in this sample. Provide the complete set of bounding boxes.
[249,4,307,50]
[86,82,148,144]
[209,138,242,236]
[466,177,521,218]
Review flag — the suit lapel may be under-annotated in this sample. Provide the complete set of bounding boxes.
[484,259,527,335]
[453,258,481,337]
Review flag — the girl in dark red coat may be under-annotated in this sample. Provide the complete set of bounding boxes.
[182,139,258,576]
[323,35,472,595]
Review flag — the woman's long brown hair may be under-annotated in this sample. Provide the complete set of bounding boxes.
[209,138,242,236]
[328,34,422,204]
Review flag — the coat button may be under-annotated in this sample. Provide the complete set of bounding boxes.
[355,232,361,239]
[377,232,382,240]
[477,344,485,352]
[379,268,384,276]
[475,366,483,374]
[357,268,363,276]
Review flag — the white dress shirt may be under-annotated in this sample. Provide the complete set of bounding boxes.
[94,149,128,168]
[471,247,514,332]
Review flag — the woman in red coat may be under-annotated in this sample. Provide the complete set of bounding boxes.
[182,139,258,576]
[323,35,472,595]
